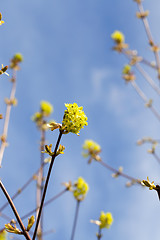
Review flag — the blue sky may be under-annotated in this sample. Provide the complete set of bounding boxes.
[1,0,160,239]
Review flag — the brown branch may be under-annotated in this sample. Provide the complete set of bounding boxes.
[0,180,31,240]
[32,130,63,240]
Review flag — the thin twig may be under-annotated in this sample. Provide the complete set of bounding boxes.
[0,180,31,240]
[0,71,17,167]
[153,152,160,164]
[122,50,160,96]
[0,162,46,212]
[0,212,12,221]
[135,63,160,95]
[99,160,141,185]
[70,200,80,240]
[21,188,67,220]
[131,80,160,122]
[136,1,160,79]
[36,129,45,240]
[97,227,102,240]
[32,130,63,240]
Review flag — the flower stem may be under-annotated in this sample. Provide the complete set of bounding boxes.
[99,160,141,185]
[22,188,67,220]
[97,227,102,240]
[70,200,80,240]
[32,130,63,240]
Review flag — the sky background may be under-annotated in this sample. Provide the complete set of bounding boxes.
[1,0,160,239]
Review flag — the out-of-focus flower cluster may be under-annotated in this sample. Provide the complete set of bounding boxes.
[0,230,7,240]
[32,101,53,129]
[61,103,88,135]
[91,211,113,229]
[111,30,128,52]
[82,139,101,163]
[10,53,23,71]
[0,13,4,26]
[122,65,135,82]
[63,177,89,201]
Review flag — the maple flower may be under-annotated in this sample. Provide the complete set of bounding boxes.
[61,103,88,135]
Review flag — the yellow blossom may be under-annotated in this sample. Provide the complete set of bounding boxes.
[0,230,7,240]
[73,177,89,201]
[61,103,88,135]
[82,139,101,163]
[0,13,4,26]
[40,101,53,117]
[99,212,113,229]
[91,211,113,229]
[122,65,131,75]
[111,31,125,44]
[10,53,23,70]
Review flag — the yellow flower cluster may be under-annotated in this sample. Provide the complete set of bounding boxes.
[91,211,113,230]
[82,139,101,163]
[32,101,53,129]
[10,53,23,70]
[0,230,7,240]
[122,65,131,74]
[40,101,53,117]
[73,177,89,201]
[99,211,113,229]
[0,13,4,26]
[62,103,88,135]
[122,65,135,82]
[111,31,125,44]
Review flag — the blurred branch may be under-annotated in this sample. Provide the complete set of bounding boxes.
[0,71,17,167]
[131,80,160,122]
[22,188,67,222]
[70,200,80,240]
[136,1,160,79]
[0,162,46,212]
